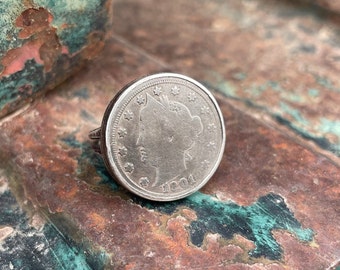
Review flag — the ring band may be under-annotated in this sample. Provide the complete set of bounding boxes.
[89,128,102,153]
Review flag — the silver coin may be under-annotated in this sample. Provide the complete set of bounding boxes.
[99,73,225,201]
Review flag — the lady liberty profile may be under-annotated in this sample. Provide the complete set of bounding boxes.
[137,94,203,187]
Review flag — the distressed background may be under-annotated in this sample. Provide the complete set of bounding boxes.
[0,0,112,118]
[0,0,339,269]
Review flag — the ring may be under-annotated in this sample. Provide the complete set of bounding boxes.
[89,73,225,201]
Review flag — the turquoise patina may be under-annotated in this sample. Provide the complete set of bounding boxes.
[137,191,314,260]
[0,190,107,270]
[63,135,314,261]
[206,76,340,157]
[0,0,111,118]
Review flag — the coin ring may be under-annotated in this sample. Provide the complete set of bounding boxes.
[89,73,225,201]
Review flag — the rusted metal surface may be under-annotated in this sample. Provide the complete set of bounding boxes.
[0,0,112,118]
[112,0,340,157]
[0,37,339,268]
[0,0,339,269]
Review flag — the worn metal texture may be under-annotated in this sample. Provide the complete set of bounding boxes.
[0,0,112,118]
[0,0,339,269]
[0,37,339,269]
[113,0,340,158]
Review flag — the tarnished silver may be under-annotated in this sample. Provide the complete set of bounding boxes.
[89,73,225,201]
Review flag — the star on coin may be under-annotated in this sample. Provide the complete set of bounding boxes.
[171,85,180,96]
[124,162,134,173]
[124,110,134,121]
[169,102,181,112]
[188,92,197,102]
[139,177,150,187]
[201,105,210,114]
[207,123,217,133]
[118,146,128,156]
[153,85,162,96]
[201,160,210,169]
[207,141,216,150]
[136,95,145,105]
[117,128,127,138]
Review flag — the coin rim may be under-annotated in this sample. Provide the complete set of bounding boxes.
[100,73,226,201]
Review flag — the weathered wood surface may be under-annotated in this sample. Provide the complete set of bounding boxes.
[0,0,339,269]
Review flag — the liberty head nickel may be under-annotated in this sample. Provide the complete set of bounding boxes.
[89,73,225,201]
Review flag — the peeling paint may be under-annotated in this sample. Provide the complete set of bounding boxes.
[61,135,119,190]
[0,0,111,118]
[208,76,340,156]
[308,88,319,97]
[279,102,310,126]
[34,0,108,54]
[0,189,108,270]
[320,118,340,135]
[136,192,314,260]
[0,7,64,76]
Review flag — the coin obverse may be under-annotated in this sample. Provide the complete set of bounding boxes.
[100,73,225,201]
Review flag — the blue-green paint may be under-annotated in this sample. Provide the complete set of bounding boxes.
[0,190,26,229]
[285,92,305,103]
[0,0,108,56]
[42,224,93,270]
[136,192,314,260]
[276,103,340,156]
[61,135,119,190]
[267,81,284,92]
[34,0,108,54]
[299,44,316,53]
[319,119,340,154]
[212,72,339,156]
[43,223,109,270]
[0,0,25,57]
[244,81,306,103]
[315,75,340,93]
[232,72,247,81]
[80,109,97,123]
[217,79,237,97]
[245,84,267,97]
[0,0,109,116]
[316,76,333,89]
[319,118,340,135]
[208,71,238,97]
[0,60,44,110]
[308,88,319,97]
[74,88,90,99]
[61,136,314,260]
[275,115,339,155]
[0,190,108,269]
[280,102,310,126]
[205,77,340,156]
[277,101,339,155]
